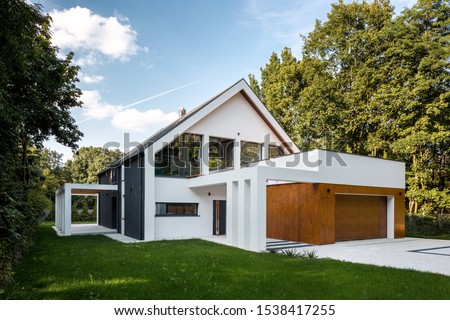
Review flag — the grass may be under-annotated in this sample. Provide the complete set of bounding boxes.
[71,220,97,224]
[2,223,450,300]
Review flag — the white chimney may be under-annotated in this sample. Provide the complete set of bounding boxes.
[178,107,186,118]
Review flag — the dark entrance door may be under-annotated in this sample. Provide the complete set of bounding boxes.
[213,200,226,235]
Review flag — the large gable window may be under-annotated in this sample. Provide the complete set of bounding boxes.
[155,133,202,177]
[241,141,261,167]
[268,144,285,159]
[209,137,234,171]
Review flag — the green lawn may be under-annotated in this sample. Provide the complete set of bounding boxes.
[2,223,450,300]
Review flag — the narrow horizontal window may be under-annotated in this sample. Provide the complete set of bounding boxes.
[155,203,198,216]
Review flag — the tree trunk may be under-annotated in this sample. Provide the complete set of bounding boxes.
[21,133,30,191]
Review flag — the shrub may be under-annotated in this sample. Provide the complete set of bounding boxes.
[406,214,450,235]
[266,247,279,254]
[302,249,319,260]
[0,200,39,293]
[281,248,302,257]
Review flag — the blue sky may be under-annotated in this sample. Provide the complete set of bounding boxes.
[38,0,416,160]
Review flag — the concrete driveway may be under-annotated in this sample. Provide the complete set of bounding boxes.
[307,237,450,276]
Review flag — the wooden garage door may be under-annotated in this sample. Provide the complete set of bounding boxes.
[335,195,387,241]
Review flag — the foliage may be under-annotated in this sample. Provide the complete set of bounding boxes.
[249,0,450,217]
[301,249,319,260]
[281,248,302,257]
[406,214,450,235]
[249,48,305,143]
[278,248,319,260]
[3,223,450,299]
[66,147,123,184]
[0,200,38,293]
[0,0,83,292]
[64,147,122,218]
[39,148,70,201]
[28,189,52,217]
[266,247,279,254]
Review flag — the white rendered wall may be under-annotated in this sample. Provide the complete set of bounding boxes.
[316,150,405,189]
[144,148,156,240]
[154,177,226,239]
[187,93,283,146]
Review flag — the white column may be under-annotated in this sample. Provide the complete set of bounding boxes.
[237,179,245,249]
[387,196,395,239]
[234,140,241,169]
[60,192,64,233]
[144,147,155,241]
[202,135,209,175]
[244,179,251,249]
[96,194,99,226]
[63,184,72,236]
[55,190,60,231]
[250,174,267,251]
[237,179,251,249]
[226,180,238,246]
[120,164,125,235]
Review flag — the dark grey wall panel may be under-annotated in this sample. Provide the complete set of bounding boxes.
[124,154,145,240]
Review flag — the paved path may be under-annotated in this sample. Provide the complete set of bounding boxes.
[305,237,450,276]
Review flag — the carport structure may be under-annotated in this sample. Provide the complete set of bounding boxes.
[54,183,118,236]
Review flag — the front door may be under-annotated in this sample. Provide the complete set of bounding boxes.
[213,200,226,235]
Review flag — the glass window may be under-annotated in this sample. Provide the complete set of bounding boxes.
[268,144,285,159]
[155,133,202,177]
[209,137,234,171]
[155,203,198,216]
[241,141,261,167]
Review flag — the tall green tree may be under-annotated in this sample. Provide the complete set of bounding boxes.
[300,0,394,153]
[0,0,83,291]
[250,0,450,216]
[378,0,450,215]
[0,0,83,191]
[66,147,123,184]
[249,48,305,144]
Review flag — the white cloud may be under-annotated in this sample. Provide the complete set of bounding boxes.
[111,108,178,132]
[50,6,144,62]
[81,73,104,84]
[74,52,98,67]
[79,90,178,132]
[81,90,121,120]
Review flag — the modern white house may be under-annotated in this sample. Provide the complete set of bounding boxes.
[55,79,406,251]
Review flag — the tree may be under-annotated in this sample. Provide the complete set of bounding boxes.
[249,48,305,145]
[250,0,450,217]
[0,0,83,292]
[65,147,122,222]
[37,148,70,201]
[0,0,83,191]
[66,147,123,184]
[378,0,450,215]
[300,0,394,153]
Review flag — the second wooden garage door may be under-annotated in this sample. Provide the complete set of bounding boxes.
[335,195,387,241]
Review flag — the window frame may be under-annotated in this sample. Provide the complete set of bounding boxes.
[155,202,199,217]
[240,140,262,167]
[154,133,203,178]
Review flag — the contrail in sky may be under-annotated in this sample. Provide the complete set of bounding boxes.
[77,78,205,124]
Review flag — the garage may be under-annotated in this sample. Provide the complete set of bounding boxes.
[335,195,387,241]
[266,183,404,245]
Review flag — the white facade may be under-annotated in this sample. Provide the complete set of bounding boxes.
[59,79,405,251]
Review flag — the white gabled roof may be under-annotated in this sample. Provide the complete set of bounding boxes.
[102,79,298,172]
